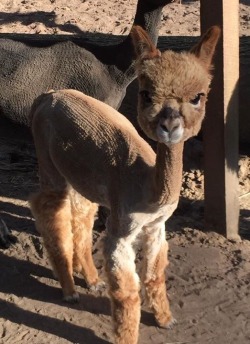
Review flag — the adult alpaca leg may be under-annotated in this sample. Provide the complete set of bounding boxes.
[30,189,78,302]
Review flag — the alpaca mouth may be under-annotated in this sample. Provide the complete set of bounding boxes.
[156,122,184,144]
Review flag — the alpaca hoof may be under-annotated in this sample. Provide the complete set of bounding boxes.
[89,280,106,292]
[63,292,80,303]
[157,316,177,329]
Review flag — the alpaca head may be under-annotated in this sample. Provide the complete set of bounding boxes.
[131,26,221,145]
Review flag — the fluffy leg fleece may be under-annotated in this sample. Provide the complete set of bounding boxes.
[142,225,174,328]
[70,190,102,289]
[104,235,141,344]
[30,189,78,303]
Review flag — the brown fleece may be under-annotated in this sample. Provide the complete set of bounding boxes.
[70,189,100,286]
[30,190,76,299]
[153,142,184,205]
[106,269,141,344]
[144,241,172,327]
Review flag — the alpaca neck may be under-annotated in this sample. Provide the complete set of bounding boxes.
[92,1,164,79]
[118,1,164,74]
[152,142,184,206]
[133,1,164,45]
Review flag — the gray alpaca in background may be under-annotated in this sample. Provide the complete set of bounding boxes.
[0,0,172,125]
[0,0,173,248]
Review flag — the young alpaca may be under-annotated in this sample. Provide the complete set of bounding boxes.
[30,26,220,344]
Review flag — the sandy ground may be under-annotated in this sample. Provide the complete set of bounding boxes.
[0,1,250,344]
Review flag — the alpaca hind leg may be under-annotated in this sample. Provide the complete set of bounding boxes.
[104,234,141,344]
[142,224,175,328]
[70,190,103,289]
[30,189,78,303]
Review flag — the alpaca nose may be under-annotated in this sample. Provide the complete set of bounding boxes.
[160,117,182,133]
[160,108,182,133]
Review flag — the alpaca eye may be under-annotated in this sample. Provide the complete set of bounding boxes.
[140,90,152,104]
[190,93,205,106]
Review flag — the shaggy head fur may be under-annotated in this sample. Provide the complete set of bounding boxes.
[131,25,221,145]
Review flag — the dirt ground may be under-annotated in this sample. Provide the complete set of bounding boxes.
[0,1,250,344]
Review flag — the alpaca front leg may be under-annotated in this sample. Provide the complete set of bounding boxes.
[104,235,141,344]
[30,190,78,303]
[142,224,175,328]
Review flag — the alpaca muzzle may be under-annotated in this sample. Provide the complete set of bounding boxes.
[156,107,184,144]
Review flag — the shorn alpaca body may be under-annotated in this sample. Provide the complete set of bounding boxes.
[30,26,220,344]
[0,0,173,249]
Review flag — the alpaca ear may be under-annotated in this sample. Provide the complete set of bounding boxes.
[131,25,161,60]
[190,26,221,69]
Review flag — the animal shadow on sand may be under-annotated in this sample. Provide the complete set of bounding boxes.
[0,251,157,327]
[0,10,126,47]
[0,299,111,344]
[0,298,156,343]
[0,11,84,35]
[0,251,112,342]
[0,252,109,312]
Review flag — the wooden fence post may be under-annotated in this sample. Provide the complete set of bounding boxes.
[200,0,240,240]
